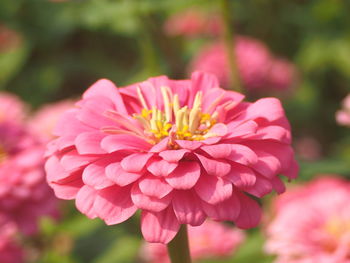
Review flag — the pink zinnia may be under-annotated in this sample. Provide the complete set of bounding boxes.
[336,94,350,127]
[265,176,350,263]
[266,59,297,91]
[190,37,297,91]
[30,100,75,141]
[0,94,58,235]
[141,220,245,263]
[45,71,298,244]
[164,9,222,38]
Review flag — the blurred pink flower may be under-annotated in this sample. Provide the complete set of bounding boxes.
[189,37,297,92]
[336,94,350,127]
[0,92,27,122]
[0,25,21,52]
[0,94,59,235]
[267,59,297,91]
[164,9,222,38]
[45,71,298,244]
[30,100,75,141]
[265,176,350,263]
[0,216,23,263]
[141,220,245,263]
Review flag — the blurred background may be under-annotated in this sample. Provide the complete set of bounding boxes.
[1,0,350,262]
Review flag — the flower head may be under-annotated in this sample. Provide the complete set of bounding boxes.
[45,71,298,244]
[189,37,297,92]
[336,94,350,127]
[265,176,350,263]
[141,220,245,263]
[0,94,59,235]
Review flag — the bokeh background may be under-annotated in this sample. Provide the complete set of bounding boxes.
[1,0,350,262]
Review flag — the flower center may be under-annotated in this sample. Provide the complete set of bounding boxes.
[324,217,350,239]
[133,86,217,143]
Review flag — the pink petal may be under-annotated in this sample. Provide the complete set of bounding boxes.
[196,154,231,177]
[195,175,232,204]
[53,109,93,136]
[235,190,262,229]
[251,150,281,179]
[245,98,289,127]
[75,185,97,219]
[253,125,291,144]
[226,120,258,139]
[75,131,107,155]
[82,159,114,189]
[271,176,286,194]
[159,149,190,162]
[77,97,116,128]
[150,138,170,153]
[190,71,220,104]
[100,134,151,153]
[229,144,258,165]
[172,191,206,226]
[201,191,240,221]
[83,78,128,115]
[50,178,83,200]
[225,163,256,188]
[284,159,299,179]
[244,175,273,198]
[94,185,137,225]
[45,155,71,183]
[60,149,98,172]
[147,158,178,177]
[200,144,232,159]
[207,123,228,137]
[105,162,142,186]
[166,161,200,190]
[121,153,153,173]
[141,207,180,244]
[175,140,202,150]
[131,184,172,212]
[138,175,173,198]
[244,141,297,176]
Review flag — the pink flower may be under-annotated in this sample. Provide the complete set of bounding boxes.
[265,176,350,263]
[0,95,59,235]
[267,59,297,91]
[45,71,298,244]
[189,37,297,92]
[0,92,27,123]
[336,94,350,127]
[164,9,222,38]
[141,220,245,263]
[30,100,75,141]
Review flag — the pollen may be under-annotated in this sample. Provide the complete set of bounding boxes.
[133,87,218,143]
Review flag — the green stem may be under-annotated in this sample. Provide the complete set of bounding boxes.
[167,225,192,263]
[220,0,243,92]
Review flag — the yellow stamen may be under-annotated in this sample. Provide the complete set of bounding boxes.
[133,90,218,144]
[137,86,149,110]
[161,86,172,123]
